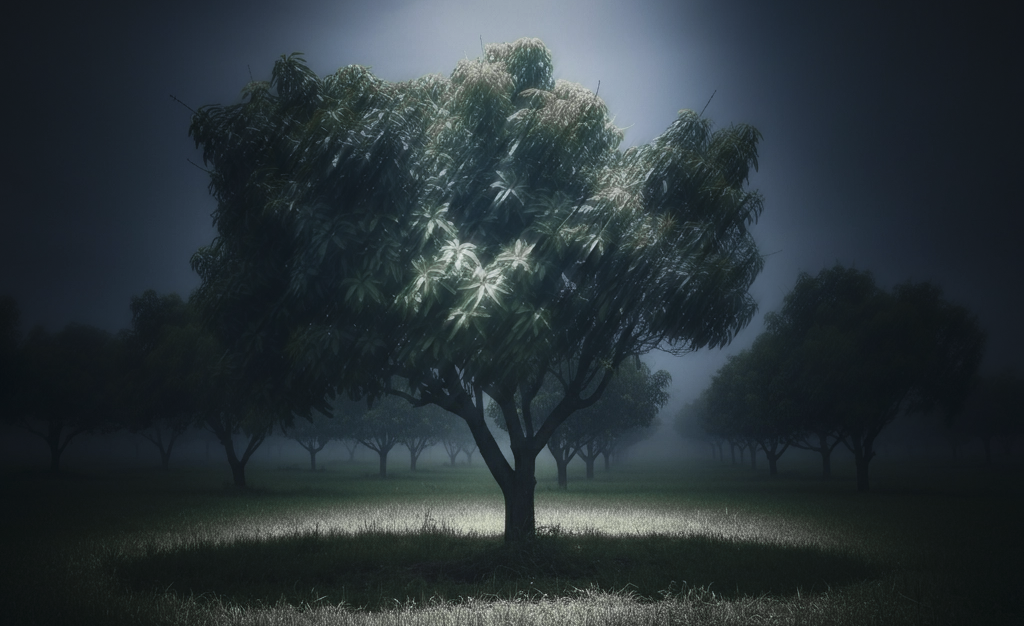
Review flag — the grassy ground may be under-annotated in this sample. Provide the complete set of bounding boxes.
[0,456,1020,625]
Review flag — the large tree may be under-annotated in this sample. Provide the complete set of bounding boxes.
[188,39,765,542]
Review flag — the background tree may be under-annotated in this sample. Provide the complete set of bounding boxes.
[201,376,278,487]
[283,408,348,470]
[600,421,660,469]
[398,403,448,471]
[491,358,670,488]
[437,409,476,465]
[188,38,765,542]
[9,324,122,472]
[698,332,798,476]
[146,314,277,487]
[835,280,984,491]
[120,290,192,470]
[574,358,671,478]
[330,395,402,478]
[760,266,877,478]
[674,394,724,462]
[955,372,1024,465]
[741,334,796,476]
[748,266,986,490]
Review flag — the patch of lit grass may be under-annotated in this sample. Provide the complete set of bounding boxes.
[110,521,875,610]
[1,458,1021,625]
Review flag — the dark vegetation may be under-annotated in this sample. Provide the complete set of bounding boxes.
[675,265,1014,492]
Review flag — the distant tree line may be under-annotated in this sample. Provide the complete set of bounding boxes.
[675,265,1022,491]
[0,291,662,483]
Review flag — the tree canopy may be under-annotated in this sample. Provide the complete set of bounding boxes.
[188,38,765,541]
[7,323,122,472]
[683,265,986,489]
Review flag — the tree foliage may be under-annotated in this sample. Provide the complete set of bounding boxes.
[698,332,796,475]
[120,290,192,470]
[7,323,122,472]
[685,265,986,489]
[283,408,348,470]
[188,38,765,541]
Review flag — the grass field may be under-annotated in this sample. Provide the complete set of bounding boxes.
[1,455,1020,625]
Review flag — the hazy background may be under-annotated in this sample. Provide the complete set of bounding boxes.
[3,0,1021,454]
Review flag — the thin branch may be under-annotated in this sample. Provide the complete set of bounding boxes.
[169,94,198,115]
[187,158,213,174]
[699,89,717,117]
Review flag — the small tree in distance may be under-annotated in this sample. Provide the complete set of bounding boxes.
[399,403,449,471]
[8,323,121,473]
[574,358,671,479]
[283,409,347,470]
[438,410,476,466]
[121,290,192,470]
[684,265,986,490]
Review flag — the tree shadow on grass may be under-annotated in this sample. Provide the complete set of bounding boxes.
[112,527,878,610]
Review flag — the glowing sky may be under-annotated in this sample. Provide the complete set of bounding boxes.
[3,0,1020,408]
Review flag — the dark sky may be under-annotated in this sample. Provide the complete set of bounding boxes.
[3,0,1021,407]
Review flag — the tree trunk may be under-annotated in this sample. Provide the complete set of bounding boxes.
[730,443,736,464]
[850,436,875,493]
[814,432,832,479]
[749,444,757,469]
[212,427,265,488]
[221,436,248,487]
[229,457,247,487]
[160,447,173,471]
[768,453,778,476]
[602,450,611,471]
[409,446,418,471]
[548,442,571,490]
[503,451,537,544]
[378,449,389,478]
[309,448,317,470]
[578,442,599,481]
[855,454,870,492]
